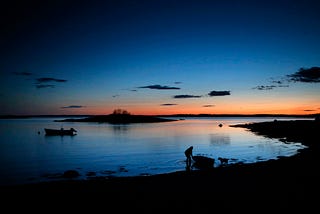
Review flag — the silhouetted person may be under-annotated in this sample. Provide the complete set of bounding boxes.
[185,146,193,169]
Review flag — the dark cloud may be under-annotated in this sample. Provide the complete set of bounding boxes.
[161,103,177,106]
[61,105,85,109]
[252,85,288,90]
[173,95,202,99]
[304,109,315,112]
[264,67,320,89]
[34,77,67,89]
[254,76,290,91]
[174,81,182,84]
[208,91,230,96]
[122,88,138,92]
[36,84,55,89]
[286,67,320,83]
[12,71,32,76]
[138,84,180,90]
[36,77,67,84]
[271,80,283,84]
[252,85,276,90]
[203,105,215,107]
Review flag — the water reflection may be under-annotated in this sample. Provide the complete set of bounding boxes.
[110,124,130,134]
[44,134,76,144]
[209,133,230,145]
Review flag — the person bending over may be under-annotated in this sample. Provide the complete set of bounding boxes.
[184,146,193,167]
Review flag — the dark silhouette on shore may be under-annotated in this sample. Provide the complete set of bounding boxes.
[218,157,229,165]
[184,146,193,170]
[192,155,215,169]
[184,146,216,170]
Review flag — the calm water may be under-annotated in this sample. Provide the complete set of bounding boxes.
[0,116,309,186]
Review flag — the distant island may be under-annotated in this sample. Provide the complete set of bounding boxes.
[1,112,318,120]
[54,109,177,124]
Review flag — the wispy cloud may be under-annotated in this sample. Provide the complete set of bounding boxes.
[11,72,69,89]
[252,85,289,90]
[271,80,284,84]
[12,71,32,76]
[35,77,67,89]
[161,103,177,106]
[252,85,276,90]
[253,66,319,91]
[174,81,182,84]
[253,76,289,91]
[303,109,315,112]
[61,105,85,109]
[286,67,320,83]
[208,91,230,96]
[36,84,55,89]
[36,77,67,84]
[173,95,202,99]
[203,105,215,107]
[138,84,180,90]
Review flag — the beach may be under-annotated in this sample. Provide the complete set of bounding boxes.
[2,119,319,211]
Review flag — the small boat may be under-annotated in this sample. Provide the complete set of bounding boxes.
[44,128,77,136]
[192,155,215,169]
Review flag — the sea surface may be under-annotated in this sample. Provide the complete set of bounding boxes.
[0,116,311,186]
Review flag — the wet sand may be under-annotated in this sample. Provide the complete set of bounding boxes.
[2,119,319,211]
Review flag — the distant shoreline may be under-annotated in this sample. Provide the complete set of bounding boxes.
[0,113,318,119]
[53,114,178,124]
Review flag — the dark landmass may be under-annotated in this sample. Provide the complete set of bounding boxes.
[230,119,319,148]
[0,114,90,119]
[2,119,319,211]
[53,114,178,124]
[1,113,318,119]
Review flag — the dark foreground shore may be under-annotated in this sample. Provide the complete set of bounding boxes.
[2,119,319,211]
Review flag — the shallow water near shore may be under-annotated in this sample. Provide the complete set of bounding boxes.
[0,116,310,186]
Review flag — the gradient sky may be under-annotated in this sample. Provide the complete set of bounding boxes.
[1,0,319,115]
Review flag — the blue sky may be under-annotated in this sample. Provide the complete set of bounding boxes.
[1,0,319,115]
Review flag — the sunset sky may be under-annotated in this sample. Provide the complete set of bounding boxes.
[1,0,319,115]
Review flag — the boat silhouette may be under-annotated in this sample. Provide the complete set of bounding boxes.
[44,128,77,136]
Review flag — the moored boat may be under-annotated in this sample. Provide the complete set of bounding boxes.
[44,128,77,136]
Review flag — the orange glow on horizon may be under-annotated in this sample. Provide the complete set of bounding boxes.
[53,95,320,116]
[59,104,319,116]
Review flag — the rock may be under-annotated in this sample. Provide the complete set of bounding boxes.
[63,170,80,178]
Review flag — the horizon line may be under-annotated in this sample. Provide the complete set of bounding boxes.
[1,113,318,119]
